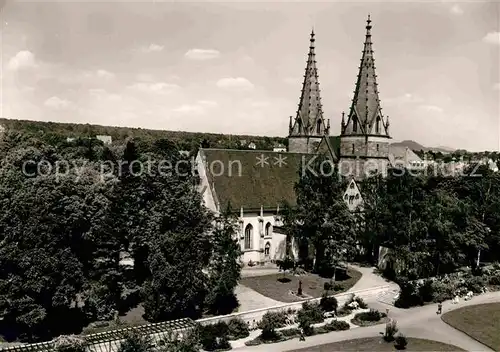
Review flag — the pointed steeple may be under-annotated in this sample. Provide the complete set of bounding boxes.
[289,29,327,137]
[342,15,389,137]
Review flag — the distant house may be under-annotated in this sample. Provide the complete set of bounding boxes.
[239,139,247,146]
[96,135,112,145]
[273,143,287,152]
[248,142,256,150]
[66,137,76,143]
[388,146,424,169]
[0,124,5,133]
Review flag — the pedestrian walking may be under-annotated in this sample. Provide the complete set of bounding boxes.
[437,301,443,315]
[299,328,305,341]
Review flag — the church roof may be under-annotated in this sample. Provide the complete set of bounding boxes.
[289,30,327,137]
[342,15,389,137]
[388,145,422,167]
[199,148,315,211]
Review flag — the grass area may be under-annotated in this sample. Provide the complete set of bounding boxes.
[240,268,362,303]
[288,337,466,351]
[441,302,500,351]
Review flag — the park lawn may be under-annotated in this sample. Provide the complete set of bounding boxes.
[240,267,362,303]
[441,302,500,351]
[288,337,466,351]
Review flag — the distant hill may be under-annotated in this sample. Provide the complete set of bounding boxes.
[390,140,456,153]
[0,117,287,152]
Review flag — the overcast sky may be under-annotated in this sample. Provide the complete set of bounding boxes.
[1,1,499,151]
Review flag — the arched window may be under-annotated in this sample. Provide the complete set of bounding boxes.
[352,117,358,133]
[352,144,355,154]
[355,193,360,200]
[344,194,348,200]
[316,119,322,134]
[298,119,302,134]
[265,222,272,237]
[264,242,271,257]
[376,116,381,134]
[244,224,253,250]
[376,144,380,152]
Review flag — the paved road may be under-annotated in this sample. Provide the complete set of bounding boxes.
[236,291,500,351]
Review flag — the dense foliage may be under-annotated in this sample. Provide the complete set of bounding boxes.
[0,132,241,342]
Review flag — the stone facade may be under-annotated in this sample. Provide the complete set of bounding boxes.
[288,136,323,154]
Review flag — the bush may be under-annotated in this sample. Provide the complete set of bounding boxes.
[297,302,324,336]
[464,276,485,293]
[384,320,398,342]
[319,294,338,313]
[353,309,384,322]
[395,281,422,308]
[279,328,300,337]
[395,333,408,350]
[257,311,286,341]
[354,296,368,309]
[489,274,500,286]
[117,331,155,352]
[323,320,350,331]
[198,322,230,351]
[227,318,249,340]
[53,335,88,352]
[418,279,434,302]
[336,306,352,317]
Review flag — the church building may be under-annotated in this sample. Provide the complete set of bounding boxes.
[196,16,410,265]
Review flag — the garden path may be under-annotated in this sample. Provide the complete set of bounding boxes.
[235,284,283,312]
[237,291,500,351]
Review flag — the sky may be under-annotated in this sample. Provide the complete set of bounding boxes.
[1,0,499,152]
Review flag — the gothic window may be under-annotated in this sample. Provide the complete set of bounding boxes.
[316,119,322,134]
[376,144,379,152]
[350,182,355,189]
[265,222,272,237]
[353,117,358,132]
[298,119,302,134]
[355,194,360,200]
[244,224,253,250]
[376,116,381,133]
[352,144,355,154]
[344,194,348,200]
[264,242,271,257]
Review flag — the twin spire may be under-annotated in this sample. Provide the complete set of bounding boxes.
[289,29,329,137]
[289,16,390,139]
[342,15,390,137]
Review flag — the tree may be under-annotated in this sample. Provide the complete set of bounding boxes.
[118,331,155,352]
[204,206,242,315]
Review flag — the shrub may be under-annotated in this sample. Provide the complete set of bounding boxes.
[159,329,201,352]
[227,318,249,340]
[336,306,352,317]
[464,276,485,293]
[198,322,230,351]
[395,333,408,350]
[324,282,332,291]
[383,320,398,342]
[279,328,300,337]
[354,296,368,309]
[395,281,422,308]
[298,302,324,324]
[323,320,350,331]
[489,274,500,286]
[117,331,155,352]
[257,311,286,341]
[418,279,434,302]
[353,309,384,322]
[319,293,338,313]
[53,335,88,352]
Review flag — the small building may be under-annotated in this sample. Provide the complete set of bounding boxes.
[248,142,256,150]
[96,135,112,145]
[66,137,76,143]
[273,143,287,152]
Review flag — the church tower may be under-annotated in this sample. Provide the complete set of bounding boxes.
[339,15,391,180]
[288,30,330,154]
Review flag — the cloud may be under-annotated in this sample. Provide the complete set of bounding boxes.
[173,104,205,114]
[493,83,500,90]
[385,93,423,106]
[7,50,38,71]
[450,4,463,15]
[216,77,254,91]
[184,49,220,60]
[482,31,500,45]
[89,88,122,101]
[96,69,115,80]
[141,43,164,53]
[419,105,444,113]
[197,100,218,108]
[127,82,180,94]
[44,96,73,110]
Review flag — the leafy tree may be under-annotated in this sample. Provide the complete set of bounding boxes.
[204,207,241,315]
[117,331,154,352]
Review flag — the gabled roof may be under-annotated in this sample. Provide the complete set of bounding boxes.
[199,148,315,211]
[316,136,340,162]
[388,145,422,167]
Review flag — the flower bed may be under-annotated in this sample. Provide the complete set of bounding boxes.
[351,309,389,327]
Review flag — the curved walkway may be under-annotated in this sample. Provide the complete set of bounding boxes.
[238,291,500,351]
